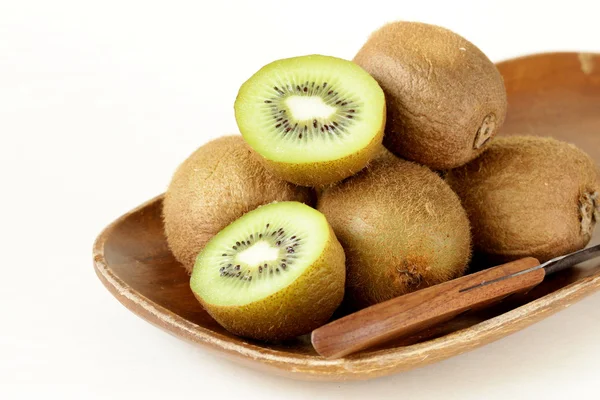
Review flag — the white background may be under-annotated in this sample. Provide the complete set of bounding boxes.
[1,0,599,398]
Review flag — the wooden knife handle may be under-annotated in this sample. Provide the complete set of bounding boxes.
[311,257,545,359]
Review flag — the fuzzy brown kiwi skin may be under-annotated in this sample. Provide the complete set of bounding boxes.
[163,136,315,274]
[255,106,385,187]
[193,225,346,341]
[446,136,600,263]
[318,156,472,310]
[353,21,507,170]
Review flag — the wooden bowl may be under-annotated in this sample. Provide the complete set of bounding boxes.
[93,52,600,381]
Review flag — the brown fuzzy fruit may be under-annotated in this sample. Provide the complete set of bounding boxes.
[447,136,600,263]
[163,136,314,273]
[353,21,507,169]
[318,156,472,309]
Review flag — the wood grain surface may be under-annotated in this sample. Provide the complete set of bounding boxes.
[93,52,600,381]
[311,258,545,359]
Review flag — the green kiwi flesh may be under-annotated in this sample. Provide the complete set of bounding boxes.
[353,21,507,170]
[163,136,314,273]
[190,201,345,341]
[446,136,600,263]
[234,55,386,186]
[318,156,472,310]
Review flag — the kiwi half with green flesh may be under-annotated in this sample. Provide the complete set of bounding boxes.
[353,22,507,170]
[163,136,314,273]
[234,55,386,186]
[190,201,345,341]
[446,136,600,263]
[318,156,472,310]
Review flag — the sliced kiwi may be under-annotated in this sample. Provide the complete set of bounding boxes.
[234,55,386,186]
[163,136,314,273]
[191,201,345,341]
[318,156,472,310]
[446,136,600,263]
[353,21,507,169]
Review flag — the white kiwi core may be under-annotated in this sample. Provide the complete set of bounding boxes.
[285,96,337,121]
[235,241,280,267]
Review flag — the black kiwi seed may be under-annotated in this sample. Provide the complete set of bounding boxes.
[235,265,240,270]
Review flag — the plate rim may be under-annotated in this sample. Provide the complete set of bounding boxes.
[93,193,600,381]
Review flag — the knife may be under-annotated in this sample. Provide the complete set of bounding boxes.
[311,244,600,359]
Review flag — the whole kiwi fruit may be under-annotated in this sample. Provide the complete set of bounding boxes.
[318,155,472,309]
[353,21,507,169]
[163,136,314,273]
[446,136,600,263]
[190,201,345,341]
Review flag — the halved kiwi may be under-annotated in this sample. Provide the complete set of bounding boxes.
[163,136,314,273]
[234,55,386,186]
[353,21,507,169]
[318,156,472,310]
[190,201,345,341]
[446,136,600,263]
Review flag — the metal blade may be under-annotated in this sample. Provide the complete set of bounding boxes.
[459,244,600,293]
[542,244,600,275]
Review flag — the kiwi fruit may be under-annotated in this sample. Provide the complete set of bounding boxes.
[318,156,472,309]
[163,136,314,273]
[446,136,600,263]
[190,201,345,341]
[353,21,507,170]
[234,55,386,186]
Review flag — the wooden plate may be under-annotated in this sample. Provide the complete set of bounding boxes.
[93,52,600,381]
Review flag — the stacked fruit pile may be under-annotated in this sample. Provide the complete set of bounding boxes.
[162,22,600,342]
